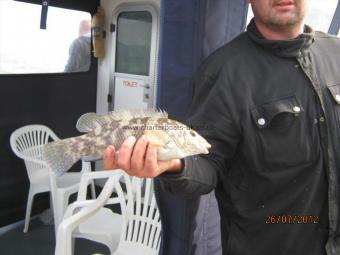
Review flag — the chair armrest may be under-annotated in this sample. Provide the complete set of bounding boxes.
[63,197,122,219]
[77,170,124,201]
[63,200,95,219]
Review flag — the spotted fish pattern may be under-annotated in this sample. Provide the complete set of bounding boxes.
[43,109,211,176]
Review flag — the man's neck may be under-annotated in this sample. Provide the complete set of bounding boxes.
[254,19,304,40]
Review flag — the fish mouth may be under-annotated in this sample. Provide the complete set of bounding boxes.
[202,144,211,154]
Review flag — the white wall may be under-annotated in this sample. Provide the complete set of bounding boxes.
[96,0,160,114]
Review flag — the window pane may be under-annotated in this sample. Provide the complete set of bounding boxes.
[305,0,338,33]
[115,11,152,76]
[245,5,254,26]
[0,0,91,74]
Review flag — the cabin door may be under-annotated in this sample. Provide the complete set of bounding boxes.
[109,5,158,111]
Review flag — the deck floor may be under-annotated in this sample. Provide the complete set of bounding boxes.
[0,218,110,255]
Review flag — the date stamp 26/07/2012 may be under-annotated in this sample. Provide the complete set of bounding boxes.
[265,215,320,224]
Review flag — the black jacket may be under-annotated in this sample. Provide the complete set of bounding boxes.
[159,20,340,255]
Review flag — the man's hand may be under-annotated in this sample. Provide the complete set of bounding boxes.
[103,135,184,177]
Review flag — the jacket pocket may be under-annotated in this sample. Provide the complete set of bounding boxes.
[251,96,315,169]
[326,82,340,128]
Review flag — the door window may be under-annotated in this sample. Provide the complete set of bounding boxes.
[115,11,152,76]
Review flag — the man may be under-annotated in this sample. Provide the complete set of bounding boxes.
[64,20,91,72]
[104,0,340,254]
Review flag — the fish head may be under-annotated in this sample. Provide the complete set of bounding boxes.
[144,118,211,160]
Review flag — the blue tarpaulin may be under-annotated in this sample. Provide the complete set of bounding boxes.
[156,0,248,254]
[329,0,340,35]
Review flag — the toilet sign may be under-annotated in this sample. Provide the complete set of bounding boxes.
[122,80,140,87]
[113,76,150,110]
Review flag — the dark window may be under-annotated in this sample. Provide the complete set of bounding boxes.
[115,11,152,76]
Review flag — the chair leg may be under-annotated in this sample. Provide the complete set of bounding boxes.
[23,187,35,233]
[55,223,74,255]
[54,194,68,233]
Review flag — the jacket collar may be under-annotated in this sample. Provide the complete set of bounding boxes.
[246,19,315,58]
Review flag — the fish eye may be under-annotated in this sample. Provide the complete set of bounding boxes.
[190,131,196,137]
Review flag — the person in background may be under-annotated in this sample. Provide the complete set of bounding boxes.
[64,19,91,72]
[103,0,340,254]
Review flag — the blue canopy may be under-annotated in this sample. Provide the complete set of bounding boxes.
[156,0,248,254]
[329,0,340,35]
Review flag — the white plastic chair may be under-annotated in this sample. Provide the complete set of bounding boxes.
[10,124,95,233]
[65,170,126,254]
[55,170,162,255]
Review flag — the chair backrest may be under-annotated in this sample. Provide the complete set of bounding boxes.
[119,175,162,253]
[10,125,59,181]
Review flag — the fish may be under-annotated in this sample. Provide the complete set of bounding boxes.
[43,109,211,176]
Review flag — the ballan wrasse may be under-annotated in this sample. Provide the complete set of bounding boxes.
[43,110,211,175]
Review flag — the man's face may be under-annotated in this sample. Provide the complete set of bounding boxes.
[250,0,307,29]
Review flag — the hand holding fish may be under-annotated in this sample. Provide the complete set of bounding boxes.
[103,136,184,177]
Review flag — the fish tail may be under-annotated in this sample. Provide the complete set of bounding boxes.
[43,137,81,176]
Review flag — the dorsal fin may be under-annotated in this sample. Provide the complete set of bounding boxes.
[76,109,168,133]
[76,112,108,132]
[109,109,168,120]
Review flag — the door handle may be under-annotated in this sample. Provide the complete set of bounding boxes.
[141,84,150,89]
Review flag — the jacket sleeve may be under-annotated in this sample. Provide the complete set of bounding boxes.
[157,65,241,197]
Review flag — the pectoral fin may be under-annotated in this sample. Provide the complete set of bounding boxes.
[144,130,170,147]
